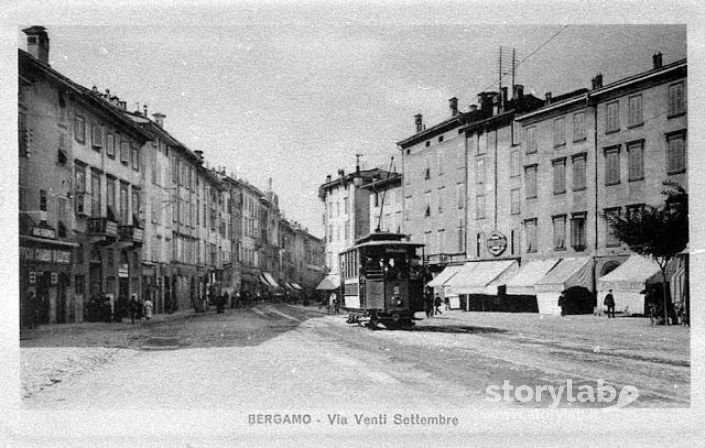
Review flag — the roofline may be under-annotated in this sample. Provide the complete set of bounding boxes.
[396,113,468,148]
[19,49,152,143]
[515,94,588,121]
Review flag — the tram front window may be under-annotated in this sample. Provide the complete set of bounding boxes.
[383,252,408,280]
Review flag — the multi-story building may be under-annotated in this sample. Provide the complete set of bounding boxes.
[19,27,151,324]
[513,53,686,314]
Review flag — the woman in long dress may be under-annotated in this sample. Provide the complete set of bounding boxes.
[143,297,154,320]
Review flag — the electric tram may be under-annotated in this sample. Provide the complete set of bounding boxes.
[339,232,426,329]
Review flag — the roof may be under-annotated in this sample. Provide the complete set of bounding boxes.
[505,259,561,295]
[351,240,424,250]
[598,254,663,292]
[360,172,402,191]
[19,49,151,143]
[318,168,391,199]
[535,257,593,292]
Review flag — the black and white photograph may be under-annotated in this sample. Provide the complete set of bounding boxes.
[2,1,703,446]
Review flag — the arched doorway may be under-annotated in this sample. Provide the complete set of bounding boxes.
[601,260,622,277]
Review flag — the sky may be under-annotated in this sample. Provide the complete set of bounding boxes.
[8,9,688,239]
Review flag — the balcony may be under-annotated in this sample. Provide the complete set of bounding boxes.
[87,217,118,244]
[119,225,143,245]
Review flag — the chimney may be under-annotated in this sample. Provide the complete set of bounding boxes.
[500,87,509,111]
[591,73,603,90]
[337,168,345,177]
[513,84,524,100]
[469,104,478,112]
[449,97,458,117]
[143,104,148,117]
[153,112,166,127]
[326,174,332,183]
[194,150,204,161]
[414,114,423,133]
[653,52,663,69]
[23,26,50,65]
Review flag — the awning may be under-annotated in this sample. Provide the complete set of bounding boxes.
[505,259,561,296]
[426,265,461,288]
[447,260,519,295]
[263,272,279,288]
[291,283,303,291]
[258,274,271,287]
[598,254,662,292]
[535,257,593,293]
[316,274,340,291]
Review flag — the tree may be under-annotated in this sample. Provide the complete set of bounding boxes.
[606,182,688,325]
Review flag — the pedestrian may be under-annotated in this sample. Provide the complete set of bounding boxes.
[444,295,450,311]
[27,291,39,329]
[223,291,230,310]
[333,297,340,314]
[143,296,153,320]
[129,295,140,324]
[424,287,434,318]
[328,292,337,315]
[558,291,566,317]
[216,293,225,314]
[604,289,616,319]
[434,294,443,316]
[115,295,128,323]
[103,293,112,323]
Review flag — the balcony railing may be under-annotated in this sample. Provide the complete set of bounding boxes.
[119,225,143,244]
[87,217,119,238]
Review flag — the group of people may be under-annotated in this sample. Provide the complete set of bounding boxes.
[423,287,447,318]
[86,292,153,324]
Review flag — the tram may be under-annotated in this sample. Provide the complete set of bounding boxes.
[339,232,426,329]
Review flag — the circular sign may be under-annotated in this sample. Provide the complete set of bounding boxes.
[487,231,508,256]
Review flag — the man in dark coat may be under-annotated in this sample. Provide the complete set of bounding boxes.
[434,294,443,316]
[424,287,434,318]
[604,290,616,319]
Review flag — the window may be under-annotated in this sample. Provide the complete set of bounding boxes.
[105,133,114,158]
[424,165,431,180]
[131,147,139,171]
[437,152,444,175]
[120,140,130,164]
[475,195,485,219]
[553,117,565,146]
[510,229,517,256]
[488,130,497,153]
[512,120,521,146]
[344,197,349,214]
[171,155,178,184]
[92,124,103,148]
[437,229,445,253]
[120,183,129,225]
[606,101,619,133]
[628,95,643,127]
[668,82,685,117]
[476,233,483,258]
[571,213,587,251]
[437,189,444,214]
[74,115,86,143]
[91,171,101,218]
[666,132,686,174]
[525,126,537,154]
[605,147,620,185]
[438,135,444,143]
[627,141,644,181]
[424,192,431,217]
[150,150,157,185]
[573,111,586,142]
[510,150,520,177]
[476,157,486,184]
[19,112,29,157]
[75,164,86,193]
[132,189,141,225]
[626,203,645,220]
[457,142,464,167]
[604,208,621,247]
[552,215,566,250]
[40,189,47,212]
[572,154,587,191]
[478,132,487,155]
[525,219,538,253]
[457,218,465,252]
[510,188,520,215]
[456,184,464,209]
[553,158,566,194]
[525,165,537,199]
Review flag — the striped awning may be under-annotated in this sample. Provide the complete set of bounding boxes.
[316,274,340,291]
[426,265,461,288]
[505,259,561,296]
[598,255,662,292]
[536,257,593,293]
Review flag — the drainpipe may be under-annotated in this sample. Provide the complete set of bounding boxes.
[592,93,599,293]
[464,128,470,312]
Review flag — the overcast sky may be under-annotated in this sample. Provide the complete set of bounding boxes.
[13,16,687,238]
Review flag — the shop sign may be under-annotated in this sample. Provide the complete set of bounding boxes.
[32,226,56,239]
[20,246,72,264]
[487,231,508,256]
[118,264,129,278]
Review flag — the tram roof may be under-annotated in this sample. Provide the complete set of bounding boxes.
[350,240,424,250]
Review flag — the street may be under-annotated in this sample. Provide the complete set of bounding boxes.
[21,304,689,411]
